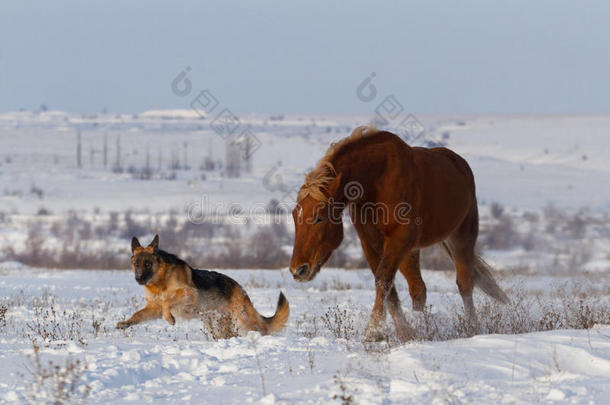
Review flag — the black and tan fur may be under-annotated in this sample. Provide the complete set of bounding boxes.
[116,235,289,338]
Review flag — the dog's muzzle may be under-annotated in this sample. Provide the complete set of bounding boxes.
[135,273,152,285]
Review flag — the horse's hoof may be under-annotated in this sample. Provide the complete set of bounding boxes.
[363,329,386,342]
[395,326,414,342]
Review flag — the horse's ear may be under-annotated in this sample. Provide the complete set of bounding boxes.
[326,172,343,199]
[131,237,141,253]
[148,234,159,251]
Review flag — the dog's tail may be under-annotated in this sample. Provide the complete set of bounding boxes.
[260,292,290,334]
[441,241,509,304]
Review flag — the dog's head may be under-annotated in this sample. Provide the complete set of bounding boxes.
[130,235,160,285]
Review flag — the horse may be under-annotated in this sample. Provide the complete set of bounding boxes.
[289,125,509,341]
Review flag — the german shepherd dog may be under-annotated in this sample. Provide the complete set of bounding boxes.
[116,235,289,338]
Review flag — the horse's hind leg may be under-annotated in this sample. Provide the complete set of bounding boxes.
[453,251,476,321]
[448,204,480,321]
[385,284,414,341]
[398,250,426,311]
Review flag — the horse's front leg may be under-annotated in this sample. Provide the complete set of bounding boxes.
[364,235,414,342]
[364,272,391,342]
[364,256,405,341]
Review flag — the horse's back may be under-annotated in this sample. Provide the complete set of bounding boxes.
[411,146,475,191]
[406,146,477,246]
[372,133,474,186]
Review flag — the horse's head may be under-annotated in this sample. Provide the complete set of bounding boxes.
[290,173,344,281]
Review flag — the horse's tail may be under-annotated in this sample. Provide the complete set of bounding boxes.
[441,241,510,304]
[472,255,510,304]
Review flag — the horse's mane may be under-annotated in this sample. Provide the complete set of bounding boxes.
[297,124,380,202]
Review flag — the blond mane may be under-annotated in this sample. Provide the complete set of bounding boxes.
[297,124,380,202]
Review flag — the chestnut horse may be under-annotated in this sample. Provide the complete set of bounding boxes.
[289,125,509,341]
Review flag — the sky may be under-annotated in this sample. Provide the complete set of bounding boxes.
[1,0,609,114]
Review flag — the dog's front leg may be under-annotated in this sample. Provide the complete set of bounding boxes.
[161,301,175,325]
[161,288,196,325]
[117,304,161,329]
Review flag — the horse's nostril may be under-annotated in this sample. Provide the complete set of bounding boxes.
[295,264,309,277]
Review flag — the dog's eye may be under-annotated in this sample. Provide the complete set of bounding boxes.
[313,217,324,224]
[145,261,152,269]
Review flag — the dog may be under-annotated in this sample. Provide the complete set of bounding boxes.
[116,235,289,338]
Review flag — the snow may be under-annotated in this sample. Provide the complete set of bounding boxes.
[583,259,610,273]
[139,110,206,120]
[1,111,610,403]
[1,112,609,214]
[1,268,608,404]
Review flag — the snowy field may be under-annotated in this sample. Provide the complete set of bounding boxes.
[1,111,609,271]
[1,111,609,404]
[1,265,609,404]
[1,111,610,215]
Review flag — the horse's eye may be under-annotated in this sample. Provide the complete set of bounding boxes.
[314,217,324,224]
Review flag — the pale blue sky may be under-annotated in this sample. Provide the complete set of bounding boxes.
[1,0,609,114]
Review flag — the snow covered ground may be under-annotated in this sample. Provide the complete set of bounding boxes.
[1,266,609,404]
[1,111,610,214]
[2,111,609,271]
[1,111,609,403]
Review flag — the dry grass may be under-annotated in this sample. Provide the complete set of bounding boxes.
[25,305,88,348]
[1,202,608,272]
[296,313,320,340]
[332,373,355,405]
[321,306,358,341]
[318,278,354,291]
[0,292,111,349]
[201,311,239,340]
[1,210,290,269]
[413,288,609,341]
[299,284,610,345]
[21,343,90,405]
[0,304,7,329]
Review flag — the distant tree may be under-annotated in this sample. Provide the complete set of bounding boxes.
[490,202,504,220]
[113,134,123,172]
[76,132,82,168]
[103,133,108,168]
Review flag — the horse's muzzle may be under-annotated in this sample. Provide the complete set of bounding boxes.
[292,263,310,281]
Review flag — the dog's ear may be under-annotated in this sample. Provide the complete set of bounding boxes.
[131,237,141,253]
[149,234,159,252]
